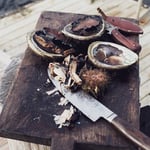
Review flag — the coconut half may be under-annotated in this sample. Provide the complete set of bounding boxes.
[27,31,64,59]
[88,41,138,69]
[62,16,105,41]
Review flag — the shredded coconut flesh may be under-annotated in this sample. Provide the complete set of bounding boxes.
[53,106,75,128]
[58,97,69,106]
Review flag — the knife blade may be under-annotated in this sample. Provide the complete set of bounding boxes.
[105,23,141,52]
[48,68,150,150]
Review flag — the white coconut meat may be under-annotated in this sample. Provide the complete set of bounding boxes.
[63,55,71,67]
[58,97,69,106]
[49,63,66,83]
[46,78,51,83]
[53,106,75,128]
[88,41,138,70]
[46,88,58,96]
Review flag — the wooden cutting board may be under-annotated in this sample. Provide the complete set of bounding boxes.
[0,11,140,150]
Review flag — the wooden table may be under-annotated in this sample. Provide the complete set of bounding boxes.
[0,11,140,150]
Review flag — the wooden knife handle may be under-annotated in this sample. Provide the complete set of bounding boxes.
[111,116,150,150]
[111,28,141,52]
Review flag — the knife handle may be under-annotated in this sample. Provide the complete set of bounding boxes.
[111,28,141,52]
[110,116,150,150]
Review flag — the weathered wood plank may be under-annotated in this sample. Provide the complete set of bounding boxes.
[140,66,150,85]
[8,43,27,58]
[140,54,150,72]
[0,0,82,31]
[0,144,9,150]
[0,36,26,53]
[0,0,150,149]
[0,51,11,66]
[139,44,150,59]
[7,139,50,150]
[140,79,150,99]
[0,1,85,46]
[140,95,150,107]
[139,8,150,24]
[140,31,150,46]
[0,0,148,57]
[0,0,60,29]
[0,137,8,146]
[0,12,140,150]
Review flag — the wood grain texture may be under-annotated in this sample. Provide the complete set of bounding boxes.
[111,117,150,150]
[0,11,140,150]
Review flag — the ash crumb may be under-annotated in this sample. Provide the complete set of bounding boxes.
[77,121,81,125]
[129,88,134,91]
[33,116,40,121]
[46,78,51,83]
[37,88,40,91]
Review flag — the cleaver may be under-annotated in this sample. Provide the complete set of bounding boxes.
[48,69,150,150]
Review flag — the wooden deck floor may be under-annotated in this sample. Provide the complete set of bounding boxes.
[0,0,150,149]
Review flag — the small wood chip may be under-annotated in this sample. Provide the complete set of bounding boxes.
[53,106,75,128]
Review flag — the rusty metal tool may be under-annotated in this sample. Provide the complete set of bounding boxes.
[97,8,143,34]
[105,22,141,52]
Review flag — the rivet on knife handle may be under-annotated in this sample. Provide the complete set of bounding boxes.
[111,28,141,52]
